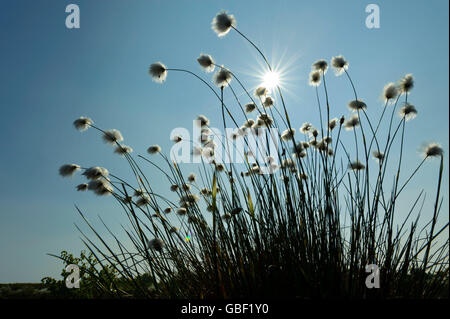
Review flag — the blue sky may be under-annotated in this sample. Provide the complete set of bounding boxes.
[0,0,448,282]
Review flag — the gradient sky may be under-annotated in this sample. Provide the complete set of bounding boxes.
[0,0,448,283]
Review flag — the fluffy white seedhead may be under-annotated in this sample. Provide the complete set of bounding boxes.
[309,71,321,86]
[245,103,256,114]
[87,179,113,196]
[187,173,196,183]
[76,183,88,191]
[254,86,268,98]
[211,11,236,37]
[114,145,133,155]
[331,55,349,76]
[147,144,161,154]
[263,96,274,108]
[281,128,295,141]
[213,67,232,88]
[399,103,418,121]
[196,115,210,127]
[312,59,328,73]
[348,99,367,111]
[256,113,273,127]
[197,54,215,73]
[399,74,414,94]
[383,82,399,102]
[422,142,444,158]
[344,114,360,130]
[149,62,167,83]
[148,238,165,252]
[102,129,124,144]
[328,118,338,131]
[136,195,151,207]
[349,160,365,171]
[300,122,313,134]
[73,117,93,131]
[82,166,109,180]
[59,164,81,177]
[372,150,385,162]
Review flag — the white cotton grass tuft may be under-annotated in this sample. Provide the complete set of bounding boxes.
[114,145,133,155]
[147,145,161,154]
[59,164,81,177]
[372,150,385,162]
[256,113,273,127]
[211,11,236,37]
[331,55,349,76]
[344,114,360,130]
[87,179,113,196]
[399,74,414,94]
[328,118,338,131]
[262,96,274,108]
[176,207,187,216]
[213,67,232,88]
[348,99,367,111]
[187,173,196,183]
[102,129,124,144]
[172,135,182,143]
[197,54,215,72]
[349,160,365,171]
[148,62,167,83]
[300,122,313,134]
[73,117,93,131]
[312,59,328,73]
[422,142,444,158]
[281,128,295,141]
[399,103,418,121]
[309,71,321,86]
[245,103,257,113]
[148,238,165,252]
[136,195,151,207]
[254,86,268,98]
[76,183,88,191]
[196,115,210,127]
[382,82,399,103]
[82,166,109,180]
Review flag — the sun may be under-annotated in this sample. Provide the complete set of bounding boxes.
[262,71,280,89]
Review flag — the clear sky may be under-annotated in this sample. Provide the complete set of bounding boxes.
[0,0,448,283]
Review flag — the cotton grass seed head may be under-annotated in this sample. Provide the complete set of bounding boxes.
[309,70,321,86]
[348,99,367,111]
[73,117,93,131]
[422,142,444,158]
[382,82,399,102]
[196,115,210,127]
[172,135,182,143]
[102,129,123,145]
[114,145,133,155]
[399,74,414,94]
[254,86,268,97]
[329,118,338,131]
[344,114,360,130]
[281,128,295,141]
[349,160,365,171]
[372,150,385,162]
[148,238,164,252]
[312,59,328,73]
[149,62,167,83]
[263,96,274,108]
[399,103,418,121]
[59,164,81,177]
[331,55,349,76]
[300,122,313,134]
[197,54,215,72]
[76,183,88,191]
[82,166,109,180]
[88,179,113,196]
[136,195,151,207]
[245,103,257,114]
[213,67,232,88]
[187,173,196,183]
[211,11,236,37]
[147,145,161,154]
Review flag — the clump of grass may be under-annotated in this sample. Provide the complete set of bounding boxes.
[56,10,448,298]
